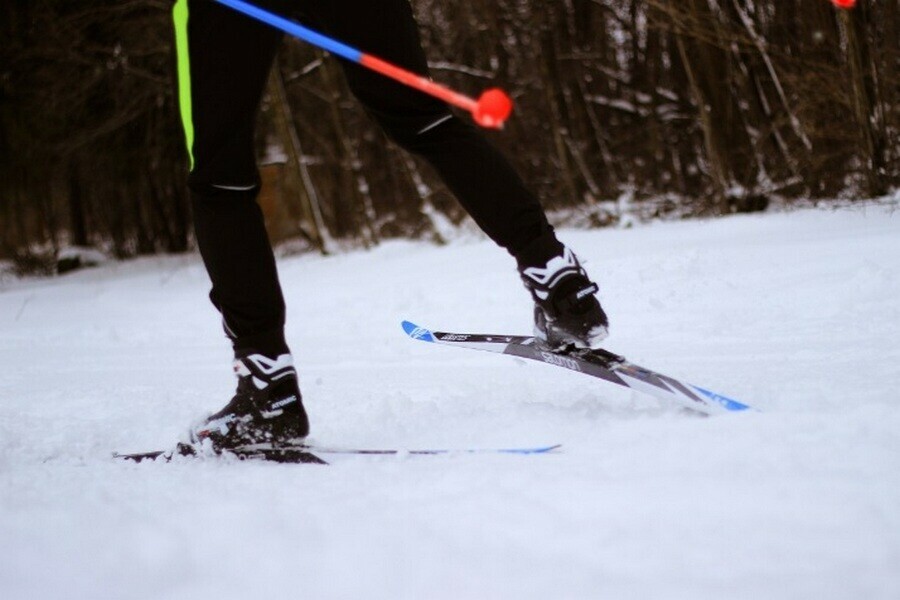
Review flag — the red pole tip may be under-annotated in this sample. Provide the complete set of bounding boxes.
[473,88,513,129]
[831,0,856,8]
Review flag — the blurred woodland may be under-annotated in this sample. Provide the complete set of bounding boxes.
[1,0,897,269]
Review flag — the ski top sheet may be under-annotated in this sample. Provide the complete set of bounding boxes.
[300,443,561,456]
[402,321,752,416]
[114,443,562,465]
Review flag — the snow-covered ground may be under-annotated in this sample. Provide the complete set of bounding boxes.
[1,202,899,600]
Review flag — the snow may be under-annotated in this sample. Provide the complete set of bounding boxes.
[1,203,899,599]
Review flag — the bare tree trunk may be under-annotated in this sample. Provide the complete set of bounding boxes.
[538,4,580,204]
[318,54,378,246]
[840,7,887,196]
[68,162,88,247]
[399,154,452,245]
[268,64,332,253]
[674,27,728,208]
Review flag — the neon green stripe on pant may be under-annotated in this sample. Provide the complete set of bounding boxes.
[173,0,195,170]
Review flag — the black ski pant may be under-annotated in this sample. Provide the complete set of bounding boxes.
[174,0,562,356]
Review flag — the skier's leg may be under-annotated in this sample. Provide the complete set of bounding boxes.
[174,0,309,445]
[306,0,608,346]
[305,0,564,267]
[174,0,289,357]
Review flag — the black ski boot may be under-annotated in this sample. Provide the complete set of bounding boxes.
[519,246,609,349]
[190,352,309,452]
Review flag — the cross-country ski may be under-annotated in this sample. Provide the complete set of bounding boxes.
[402,321,751,416]
[113,443,562,464]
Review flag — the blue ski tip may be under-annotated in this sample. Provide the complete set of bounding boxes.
[498,444,562,455]
[691,385,752,412]
[402,321,435,342]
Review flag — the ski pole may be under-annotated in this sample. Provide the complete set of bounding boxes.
[213,0,513,129]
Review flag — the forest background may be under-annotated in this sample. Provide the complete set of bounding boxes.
[1,0,897,268]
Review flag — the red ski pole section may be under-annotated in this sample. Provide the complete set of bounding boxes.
[359,55,513,129]
[360,55,479,115]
